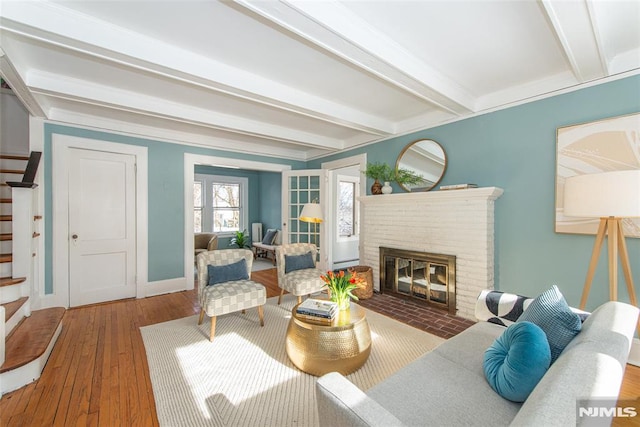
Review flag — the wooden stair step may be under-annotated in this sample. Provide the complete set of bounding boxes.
[0,198,11,203]
[0,307,65,374]
[0,253,12,263]
[0,215,11,221]
[2,296,28,322]
[0,155,29,161]
[0,233,11,241]
[0,276,26,287]
[0,169,25,175]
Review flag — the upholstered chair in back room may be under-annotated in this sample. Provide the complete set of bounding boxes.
[194,232,218,258]
[275,243,325,305]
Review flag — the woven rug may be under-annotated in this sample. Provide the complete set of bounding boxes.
[140,295,445,427]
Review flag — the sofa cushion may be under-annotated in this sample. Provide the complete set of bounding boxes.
[483,321,551,402]
[367,351,521,427]
[285,251,315,273]
[207,258,249,286]
[517,285,581,363]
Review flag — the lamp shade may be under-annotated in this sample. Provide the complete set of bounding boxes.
[564,170,640,218]
[299,203,323,223]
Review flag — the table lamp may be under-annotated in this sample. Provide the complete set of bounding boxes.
[564,170,640,309]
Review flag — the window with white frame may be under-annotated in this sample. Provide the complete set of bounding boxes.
[337,175,359,239]
[194,174,248,236]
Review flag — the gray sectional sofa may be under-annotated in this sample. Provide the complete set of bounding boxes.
[316,293,639,427]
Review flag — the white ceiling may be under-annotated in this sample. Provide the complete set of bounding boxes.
[1,0,639,161]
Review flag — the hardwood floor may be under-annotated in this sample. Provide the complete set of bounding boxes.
[1,268,638,426]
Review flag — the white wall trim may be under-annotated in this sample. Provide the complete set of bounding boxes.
[184,153,292,282]
[52,135,148,307]
[144,277,189,298]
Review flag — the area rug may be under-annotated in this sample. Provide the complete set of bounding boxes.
[251,258,276,272]
[140,295,445,427]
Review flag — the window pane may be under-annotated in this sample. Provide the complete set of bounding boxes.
[212,183,240,208]
[338,181,355,237]
[213,208,240,232]
[194,209,202,232]
[194,181,202,207]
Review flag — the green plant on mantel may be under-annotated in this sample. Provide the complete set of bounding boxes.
[364,162,424,185]
[364,162,394,182]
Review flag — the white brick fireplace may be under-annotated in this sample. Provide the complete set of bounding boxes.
[359,187,504,320]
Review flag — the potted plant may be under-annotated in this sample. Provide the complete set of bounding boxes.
[230,229,251,248]
[364,162,394,195]
[320,270,363,310]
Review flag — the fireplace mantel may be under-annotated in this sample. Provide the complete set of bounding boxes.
[358,187,504,320]
[359,186,504,205]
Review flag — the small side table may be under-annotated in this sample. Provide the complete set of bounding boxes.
[285,302,371,376]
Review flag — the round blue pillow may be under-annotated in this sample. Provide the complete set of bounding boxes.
[483,321,551,402]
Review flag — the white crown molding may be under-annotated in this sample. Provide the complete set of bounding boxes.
[45,111,312,162]
[0,50,45,117]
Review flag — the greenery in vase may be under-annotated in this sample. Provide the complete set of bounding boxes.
[230,229,251,248]
[364,162,394,182]
[364,162,425,185]
[320,270,362,310]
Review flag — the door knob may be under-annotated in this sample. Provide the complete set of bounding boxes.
[72,234,78,239]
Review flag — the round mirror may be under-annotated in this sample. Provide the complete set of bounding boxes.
[395,139,447,192]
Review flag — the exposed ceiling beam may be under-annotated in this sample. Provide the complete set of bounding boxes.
[28,71,345,151]
[48,108,313,161]
[539,0,607,81]
[235,0,476,115]
[0,0,394,136]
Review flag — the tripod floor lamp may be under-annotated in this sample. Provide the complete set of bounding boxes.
[299,202,323,247]
[564,170,640,310]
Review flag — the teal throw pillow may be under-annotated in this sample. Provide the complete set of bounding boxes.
[284,251,315,274]
[516,285,581,363]
[483,321,551,402]
[262,229,278,245]
[207,258,249,286]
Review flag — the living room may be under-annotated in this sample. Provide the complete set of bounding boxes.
[1,1,639,425]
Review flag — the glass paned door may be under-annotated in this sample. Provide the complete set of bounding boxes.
[282,170,325,267]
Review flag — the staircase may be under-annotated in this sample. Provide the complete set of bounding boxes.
[0,153,65,397]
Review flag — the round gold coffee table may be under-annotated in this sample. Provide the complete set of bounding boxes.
[285,302,371,376]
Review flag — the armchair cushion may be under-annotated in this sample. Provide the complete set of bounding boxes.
[207,258,249,286]
[284,251,315,274]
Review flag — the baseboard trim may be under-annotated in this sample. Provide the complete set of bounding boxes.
[144,277,188,297]
[628,338,640,367]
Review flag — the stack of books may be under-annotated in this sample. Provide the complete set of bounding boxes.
[296,299,337,324]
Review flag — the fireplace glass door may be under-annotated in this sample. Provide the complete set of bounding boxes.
[381,247,456,314]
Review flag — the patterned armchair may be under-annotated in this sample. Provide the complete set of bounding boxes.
[275,243,325,305]
[197,249,266,342]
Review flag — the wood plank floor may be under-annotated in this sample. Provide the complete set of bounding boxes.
[1,267,638,426]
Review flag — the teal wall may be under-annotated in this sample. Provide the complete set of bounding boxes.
[193,166,282,248]
[309,75,640,311]
[43,124,302,293]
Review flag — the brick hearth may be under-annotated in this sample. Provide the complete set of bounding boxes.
[358,292,475,339]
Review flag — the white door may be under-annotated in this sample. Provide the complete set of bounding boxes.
[281,169,326,269]
[68,148,137,307]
